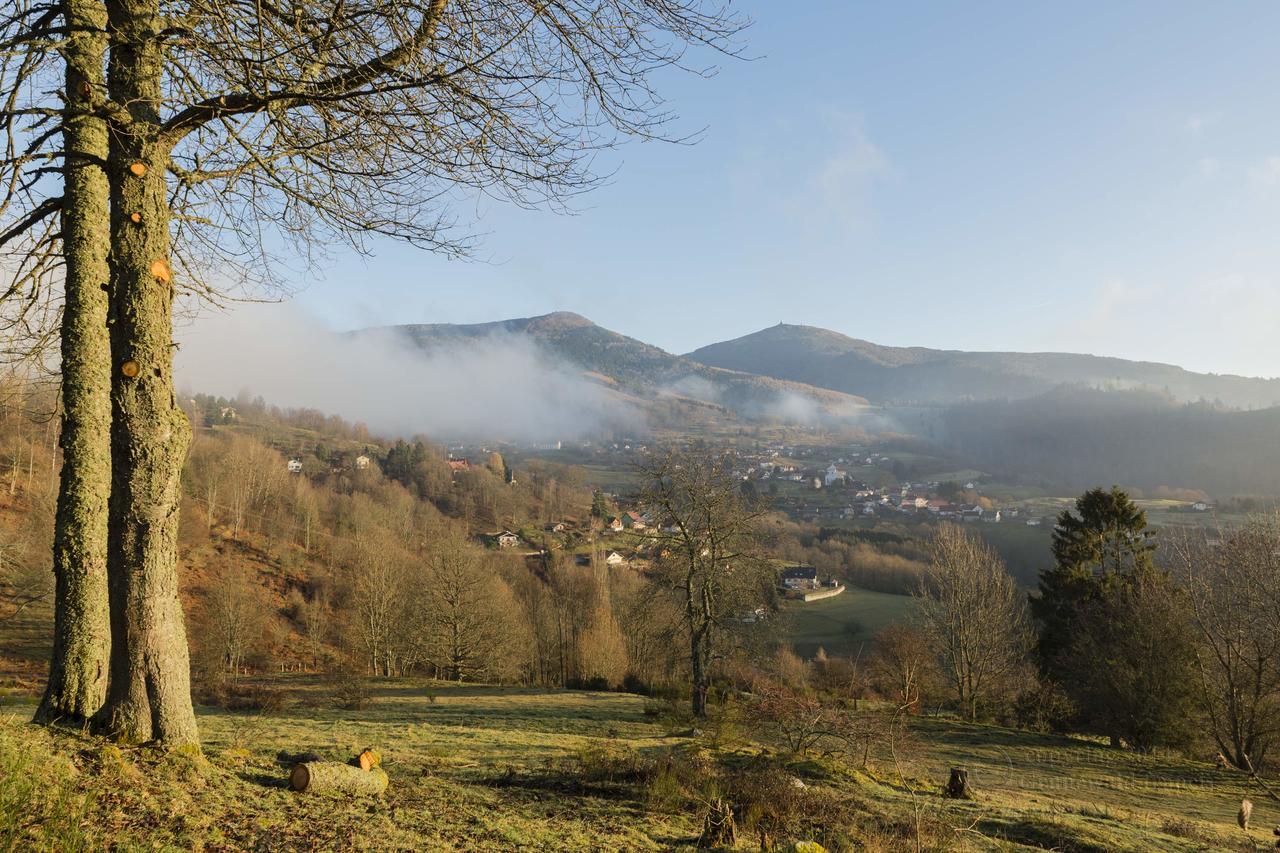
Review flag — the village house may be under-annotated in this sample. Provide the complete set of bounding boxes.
[447,459,471,472]
[605,516,624,533]
[605,551,625,566]
[493,530,520,549]
[544,521,567,533]
[622,511,647,530]
[780,565,819,591]
[354,454,371,470]
[287,459,303,474]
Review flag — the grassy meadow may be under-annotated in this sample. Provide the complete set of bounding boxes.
[783,587,917,659]
[1,678,1271,851]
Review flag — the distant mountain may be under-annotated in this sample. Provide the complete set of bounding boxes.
[686,323,1280,408]
[367,312,869,425]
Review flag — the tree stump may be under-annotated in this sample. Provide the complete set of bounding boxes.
[944,767,973,799]
[1239,798,1252,830]
[289,761,388,795]
[696,797,736,848]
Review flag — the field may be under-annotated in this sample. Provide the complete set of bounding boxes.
[0,679,1274,851]
[784,587,918,658]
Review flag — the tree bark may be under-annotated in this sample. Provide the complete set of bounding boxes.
[93,0,197,747]
[35,0,113,727]
[290,762,389,795]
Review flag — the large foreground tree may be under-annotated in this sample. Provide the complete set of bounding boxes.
[1,0,115,725]
[92,0,745,744]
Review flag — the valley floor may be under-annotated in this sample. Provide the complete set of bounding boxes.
[0,679,1272,851]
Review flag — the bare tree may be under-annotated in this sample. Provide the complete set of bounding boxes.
[870,623,934,713]
[639,449,775,717]
[414,539,517,681]
[1173,515,1280,769]
[198,564,270,678]
[10,0,746,744]
[916,524,1030,721]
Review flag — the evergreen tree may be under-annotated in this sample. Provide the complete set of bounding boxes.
[1031,486,1153,676]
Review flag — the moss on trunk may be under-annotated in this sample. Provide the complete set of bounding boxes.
[93,0,197,747]
[35,0,113,727]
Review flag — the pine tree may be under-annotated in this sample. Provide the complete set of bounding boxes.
[1031,486,1153,676]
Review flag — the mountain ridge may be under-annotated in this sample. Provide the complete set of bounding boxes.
[360,312,871,426]
[685,322,1280,408]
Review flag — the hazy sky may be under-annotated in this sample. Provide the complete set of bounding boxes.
[262,2,1280,378]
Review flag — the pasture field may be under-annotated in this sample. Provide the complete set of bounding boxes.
[784,586,918,658]
[0,679,1271,851]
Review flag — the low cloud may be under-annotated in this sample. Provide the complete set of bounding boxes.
[175,304,636,442]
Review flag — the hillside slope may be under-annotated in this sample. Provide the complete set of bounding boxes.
[687,323,1280,407]
[370,312,870,423]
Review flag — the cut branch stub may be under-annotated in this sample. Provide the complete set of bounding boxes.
[128,162,147,177]
[130,213,142,224]
[120,361,139,378]
[357,749,382,771]
[149,259,171,283]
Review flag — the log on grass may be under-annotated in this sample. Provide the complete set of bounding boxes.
[290,761,388,795]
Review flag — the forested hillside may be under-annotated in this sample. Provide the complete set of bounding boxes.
[939,386,1280,495]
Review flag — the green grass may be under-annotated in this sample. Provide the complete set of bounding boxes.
[0,679,1273,851]
[784,586,918,658]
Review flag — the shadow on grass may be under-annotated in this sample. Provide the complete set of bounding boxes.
[974,815,1114,853]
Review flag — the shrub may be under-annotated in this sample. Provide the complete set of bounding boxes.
[327,666,372,710]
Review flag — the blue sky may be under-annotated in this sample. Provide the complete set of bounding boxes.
[285,2,1280,378]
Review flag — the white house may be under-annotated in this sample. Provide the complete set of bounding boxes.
[824,464,846,487]
[780,565,819,590]
[287,459,303,473]
[354,454,371,470]
[605,551,625,566]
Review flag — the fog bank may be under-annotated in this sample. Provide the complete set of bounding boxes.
[176,304,636,442]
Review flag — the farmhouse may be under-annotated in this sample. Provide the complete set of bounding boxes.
[605,551,625,566]
[605,516,624,532]
[354,454,371,470]
[780,565,819,590]
[493,530,520,549]
[622,511,647,530]
[287,459,303,473]
[544,521,567,533]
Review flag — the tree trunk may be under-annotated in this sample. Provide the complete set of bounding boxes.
[93,0,197,747]
[290,762,389,795]
[690,629,709,718]
[35,0,113,727]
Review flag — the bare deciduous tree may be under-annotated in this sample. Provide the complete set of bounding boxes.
[1173,515,1280,769]
[916,524,1030,721]
[639,449,775,717]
